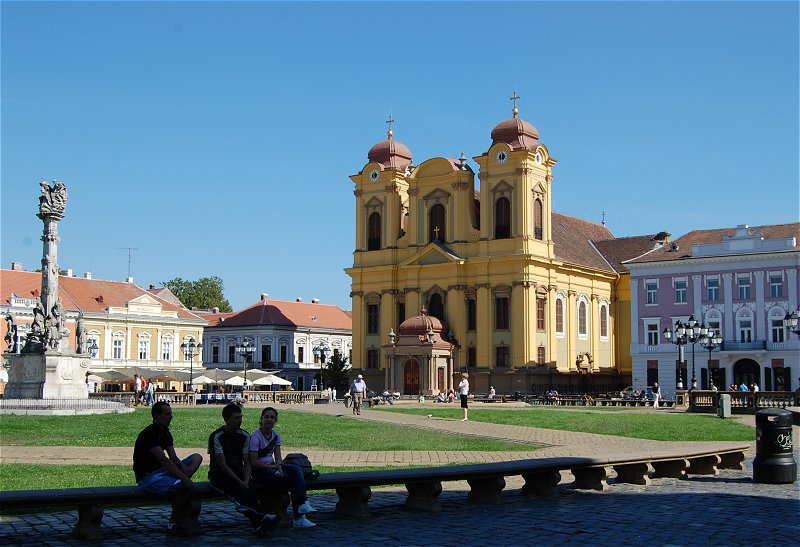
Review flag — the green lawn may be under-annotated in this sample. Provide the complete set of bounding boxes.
[0,407,532,451]
[0,463,419,491]
[374,407,755,442]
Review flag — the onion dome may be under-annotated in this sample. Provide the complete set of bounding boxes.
[398,312,444,336]
[491,98,539,151]
[367,116,412,171]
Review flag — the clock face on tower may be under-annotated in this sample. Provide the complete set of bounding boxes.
[369,169,380,182]
[496,151,508,164]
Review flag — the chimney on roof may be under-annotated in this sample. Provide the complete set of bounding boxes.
[296,297,303,302]
[261,293,268,301]
[312,298,320,304]
[212,307,219,314]
[11,262,23,271]
[149,284,156,290]
[126,276,134,283]
[66,268,73,277]
[84,272,92,279]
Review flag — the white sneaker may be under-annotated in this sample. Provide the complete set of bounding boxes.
[297,501,316,514]
[293,515,316,528]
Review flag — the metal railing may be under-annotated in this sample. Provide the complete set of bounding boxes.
[721,340,767,351]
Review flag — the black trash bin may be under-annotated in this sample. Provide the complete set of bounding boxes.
[753,408,797,484]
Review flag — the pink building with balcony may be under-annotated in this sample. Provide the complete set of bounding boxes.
[626,223,799,397]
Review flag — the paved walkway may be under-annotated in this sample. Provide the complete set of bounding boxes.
[1,402,798,546]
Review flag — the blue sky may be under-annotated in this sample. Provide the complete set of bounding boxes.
[2,1,798,312]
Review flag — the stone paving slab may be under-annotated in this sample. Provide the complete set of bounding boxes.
[1,462,798,546]
[2,402,798,546]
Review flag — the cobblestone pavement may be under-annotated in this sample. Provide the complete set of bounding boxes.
[1,402,798,546]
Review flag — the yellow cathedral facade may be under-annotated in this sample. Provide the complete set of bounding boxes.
[346,102,629,396]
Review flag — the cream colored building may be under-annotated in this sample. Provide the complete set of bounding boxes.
[1,267,206,383]
[347,106,634,396]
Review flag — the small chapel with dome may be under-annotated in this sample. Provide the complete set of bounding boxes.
[346,98,625,396]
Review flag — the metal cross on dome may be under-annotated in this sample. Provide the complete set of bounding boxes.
[386,114,395,136]
[510,90,521,109]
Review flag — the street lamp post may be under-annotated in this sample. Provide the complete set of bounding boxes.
[235,340,256,390]
[700,330,722,389]
[784,306,800,337]
[664,314,708,391]
[180,339,203,393]
[313,341,332,390]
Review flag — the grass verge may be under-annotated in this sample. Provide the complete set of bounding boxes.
[374,407,754,441]
[0,407,531,451]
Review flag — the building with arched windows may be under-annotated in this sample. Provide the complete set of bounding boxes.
[626,223,799,397]
[347,105,643,396]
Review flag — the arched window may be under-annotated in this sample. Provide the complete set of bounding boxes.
[367,212,381,250]
[534,199,543,240]
[494,197,510,239]
[429,204,446,242]
[555,299,564,334]
[600,304,608,338]
[428,293,444,321]
[578,301,587,335]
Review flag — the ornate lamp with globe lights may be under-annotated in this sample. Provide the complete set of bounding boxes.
[235,339,256,389]
[663,314,708,390]
[784,306,800,337]
[180,339,203,393]
[700,330,722,389]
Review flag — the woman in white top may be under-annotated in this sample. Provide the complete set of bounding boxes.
[458,372,470,421]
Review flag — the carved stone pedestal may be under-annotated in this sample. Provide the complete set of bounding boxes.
[4,352,89,399]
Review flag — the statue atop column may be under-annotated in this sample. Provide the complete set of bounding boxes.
[23,180,69,354]
[38,179,68,219]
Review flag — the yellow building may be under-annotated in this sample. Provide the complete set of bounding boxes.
[347,105,635,396]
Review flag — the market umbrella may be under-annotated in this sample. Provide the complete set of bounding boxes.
[91,369,136,382]
[251,374,292,386]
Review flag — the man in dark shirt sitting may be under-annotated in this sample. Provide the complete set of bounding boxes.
[133,401,203,533]
[208,403,280,537]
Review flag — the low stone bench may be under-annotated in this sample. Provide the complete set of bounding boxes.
[0,445,749,533]
[0,483,222,539]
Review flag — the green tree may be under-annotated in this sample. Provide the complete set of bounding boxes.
[161,276,233,312]
[321,352,351,394]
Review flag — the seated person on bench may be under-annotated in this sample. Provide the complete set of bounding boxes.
[208,403,280,537]
[249,407,316,529]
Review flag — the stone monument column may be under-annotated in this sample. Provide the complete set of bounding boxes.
[5,180,89,399]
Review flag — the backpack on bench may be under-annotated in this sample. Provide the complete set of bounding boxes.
[282,453,320,480]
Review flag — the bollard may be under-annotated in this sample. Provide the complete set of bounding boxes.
[718,393,731,418]
[753,408,797,484]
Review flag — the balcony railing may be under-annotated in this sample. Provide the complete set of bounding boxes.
[721,340,766,351]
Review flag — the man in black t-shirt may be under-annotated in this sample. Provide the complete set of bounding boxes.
[133,401,202,496]
[208,403,280,537]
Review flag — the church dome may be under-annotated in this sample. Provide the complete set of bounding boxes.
[368,135,412,171]
[491,114,539,151]
[398,312,444,336]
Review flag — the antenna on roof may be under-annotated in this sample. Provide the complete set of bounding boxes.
[116,247,139,279]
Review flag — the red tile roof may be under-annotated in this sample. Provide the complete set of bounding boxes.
[205,298,352,330]
[626,223,799,263]
[593,234,670,273]
[551,212,615,272]
[1,269,205,321]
